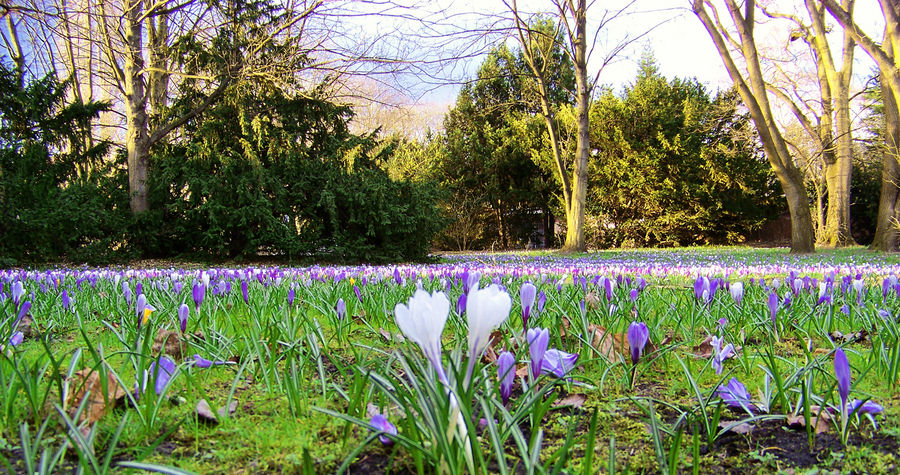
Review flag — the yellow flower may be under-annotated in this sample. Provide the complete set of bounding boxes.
[141,304,156,326]
[349,277,356,286]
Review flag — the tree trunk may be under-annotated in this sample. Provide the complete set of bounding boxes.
[123,0,151,214]
[694,0,816,253]
[872,75,900,251]
[563,0,589,253]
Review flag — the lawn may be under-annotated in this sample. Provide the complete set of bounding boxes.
[2,246,900,474]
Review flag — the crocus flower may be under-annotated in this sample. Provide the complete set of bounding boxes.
[192,283,204,310]
[11,281,23,305]
[497,351,515,405]
[14,300,30,327]
[717,377,756,414]
[466,284,511,363]
[540,348,578,378]
[369,414,397,445]
[288,287,295,306]
[456,293,467,316]
[835,348,851,409]
[179,303,189,333]
[519,282,536,328]
[136,293,147,319]
[354,285,362,303]
[849,399,883,416]
[241,280,249,305]
[767,291,779,324]
[711,336,734,375]
[629,288,639,303]
[336,298,346,320]
[536,291,546,314]
[527,327,549,379]
[729,282,743,306]
[9,331,24,347]
[141,356,176,396]
[61,290,71,310]
[627,321,649,365]
[123,283,132,306]
[193,354,227,368]
[394,289,450,382]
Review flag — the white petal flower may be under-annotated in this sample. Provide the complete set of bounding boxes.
[395,289,450,381]
[466,284,511,361]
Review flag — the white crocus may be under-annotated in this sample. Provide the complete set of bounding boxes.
[729,282,744,306]
[466,284,512,361]
[464,284,511,384]
[394,288,450,383]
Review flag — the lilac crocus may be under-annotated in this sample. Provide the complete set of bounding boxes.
[536,291,546,314]
[179,303,189,333]
[519,282,536,328]
[141,356,176,396]
[192,354,227,368]
[627,321,649,365]
[629,288,639,303]
[9,331,24,347]
[192,283,205,310]
[123,283,132,306]
[711,336,734,375]
[14,301,30,327]
[11,281,24,305]
[729,282,743,306]
[527,327,550,379]
[767,291,779,324]
[717,377,756,414]
[287,287,296,306]
[835,348,851,409]
[497,351,515,405]
[369,414,398,445]
[354,285,362,303]
[540,348,578,378]
[241,280,249,305]
[456,293,467,316]
[336,298,346,320]
[61,290,71,311]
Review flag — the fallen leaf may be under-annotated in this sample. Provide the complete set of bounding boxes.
[377,327,404,343]
[786,406,832,434]
[588,324,626,362]
[584,292,601,309]
[195,399,218,425]
[152,329,186,359]
[718,420,754,435]
[64,369,127,426]
[16,314,37,338]
[693,336,715,358]
[553,393,586,409]
[515,364,529,378]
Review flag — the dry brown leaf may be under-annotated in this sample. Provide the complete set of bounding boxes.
[64,369,126,426]
[693,335,715,358]
[584,292,601,310]
[152,329,186,359]
[480,330,508,364]
[17,314,37,338]
[786,406,832,435]
[515,364,529,378]
[588,324,626,362]
[553,393,587,409]
[718,420,754,435]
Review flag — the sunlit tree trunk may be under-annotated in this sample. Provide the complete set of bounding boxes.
[694,0,816,252]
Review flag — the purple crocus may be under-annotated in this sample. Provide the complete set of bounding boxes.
[11,281,24,305]
[179,303,189,333]
[241,280,249,305]
[519,282,536,328]
[527,327,550,379]
[717,377,756,414]
[456,293,467,315]
[835,348,851,409]
[9,331,24,347]
[288,287,296,307]
[14,300,30,327]
[369,414,398,445]
[536,291,546,314]
[540,348,578,378]
[767,291,779,324]
[192,283,205,310]
[354,285,362,303]
[141,356,176,396]
[711,336,734,375]
[336,298,346,320]
[627,321,650,365]
[629,288,639,303]
[192,354,227,368]
[61,290,71,311]
[497,351,516,405]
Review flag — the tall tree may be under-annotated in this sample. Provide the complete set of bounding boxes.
[820,0,900,251]
[693,0,816,253]
[506,0,639,252]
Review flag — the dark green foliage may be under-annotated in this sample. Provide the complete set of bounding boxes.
[0,65,128,265]
[437,44,561,250]
[143,82,444,262]
[588,54,782,247]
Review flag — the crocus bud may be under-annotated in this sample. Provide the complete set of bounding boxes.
[527,327,549,379]
[519,282,536,327]
[627,321,649,365]
[497,351,515,405]
[179,303,189,333]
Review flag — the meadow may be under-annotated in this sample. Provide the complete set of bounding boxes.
[2,247,900,474]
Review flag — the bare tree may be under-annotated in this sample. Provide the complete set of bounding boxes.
[820,0,900,251]
[506,0,643,252]
[693,0,816,253]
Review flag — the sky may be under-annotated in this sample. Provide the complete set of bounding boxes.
[402,0,886,106]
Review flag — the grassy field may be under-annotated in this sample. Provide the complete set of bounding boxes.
[2,246,900,473]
